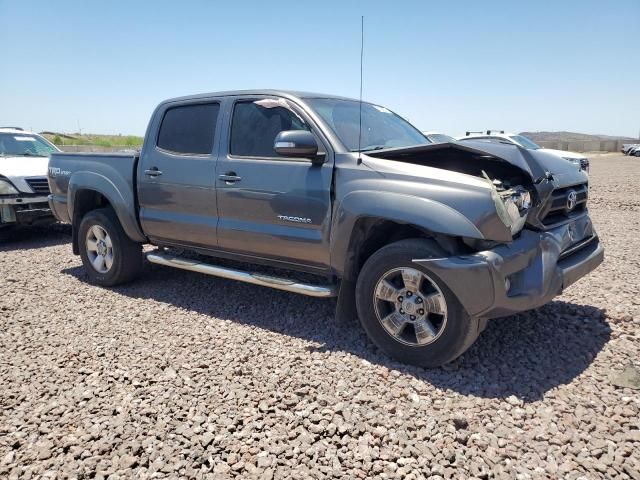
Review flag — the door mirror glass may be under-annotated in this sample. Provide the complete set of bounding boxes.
[274,130,319,160]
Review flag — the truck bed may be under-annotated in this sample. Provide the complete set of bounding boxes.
[48,152,143,240]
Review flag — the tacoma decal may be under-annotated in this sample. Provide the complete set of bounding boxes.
[277,215,312,224]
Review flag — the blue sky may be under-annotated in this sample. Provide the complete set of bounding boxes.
[1,0,638,137]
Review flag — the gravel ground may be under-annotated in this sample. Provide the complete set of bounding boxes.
[1,154,639,479]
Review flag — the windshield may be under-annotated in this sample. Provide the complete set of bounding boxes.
[510,135,540,150]
[306,98,428,152]
[0,133,59,157]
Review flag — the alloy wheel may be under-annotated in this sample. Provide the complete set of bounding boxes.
[85,225,114,274]
[373,267,448,346]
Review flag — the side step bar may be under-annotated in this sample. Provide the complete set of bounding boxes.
[146,251,337,298]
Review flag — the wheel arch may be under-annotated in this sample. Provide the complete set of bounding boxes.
[331,191,484,281]
[341,218,443,282]
[68,172,146,254]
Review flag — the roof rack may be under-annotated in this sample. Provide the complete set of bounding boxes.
[0,126,24,131]
[486,130,505,135]
[465,131,483,136]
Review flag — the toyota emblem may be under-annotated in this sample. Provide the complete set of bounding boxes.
[566,190,577,211]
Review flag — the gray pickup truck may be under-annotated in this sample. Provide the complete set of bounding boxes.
[48,90,603,367]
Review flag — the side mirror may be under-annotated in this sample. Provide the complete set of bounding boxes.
[274,130,320,161]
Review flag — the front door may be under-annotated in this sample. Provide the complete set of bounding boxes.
[215,97,333,270]
[138,101,221,248]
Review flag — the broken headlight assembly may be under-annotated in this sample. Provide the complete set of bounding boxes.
[484,173,532,237]
[0,179,19,196]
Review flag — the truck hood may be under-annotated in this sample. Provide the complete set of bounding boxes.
[0,155,50,193]
[366,141,586,187]
[539,148,586,160]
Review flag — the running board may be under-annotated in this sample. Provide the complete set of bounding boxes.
[146,251,337,298]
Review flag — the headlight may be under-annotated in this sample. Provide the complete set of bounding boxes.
[564,157,582,165]
[489,183,531,237]
[564,157,589,172]
[483,172,531,237]
[0,179,19,195]
[501,187,530,234]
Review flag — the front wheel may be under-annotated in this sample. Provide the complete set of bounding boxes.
[355,239,481,368]
[78,208,142,286]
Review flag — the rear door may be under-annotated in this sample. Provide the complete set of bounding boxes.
[138,100,221,248]
[215,96,334,270]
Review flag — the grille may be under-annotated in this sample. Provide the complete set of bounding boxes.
[25,177,51,195]
[541,183,588,227]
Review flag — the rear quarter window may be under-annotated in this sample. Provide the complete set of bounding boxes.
[157,103,219,155]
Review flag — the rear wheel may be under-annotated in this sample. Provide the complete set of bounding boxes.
[355,239,481,367]
[78,208,142,286]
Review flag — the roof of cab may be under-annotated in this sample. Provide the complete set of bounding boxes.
[160,89,360,105]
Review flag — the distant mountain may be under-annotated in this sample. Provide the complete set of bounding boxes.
[520,131,638,143]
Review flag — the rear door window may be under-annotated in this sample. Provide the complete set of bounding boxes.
[230,100,308,157]
[157,103,220,155]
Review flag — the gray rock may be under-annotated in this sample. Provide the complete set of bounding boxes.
[213,462,230,474]
[452,415,469,430]
[610,364,640,390]
[200,432,215,448]
[2,451,15,465]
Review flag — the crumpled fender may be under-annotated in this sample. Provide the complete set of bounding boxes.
[330,190,485,276]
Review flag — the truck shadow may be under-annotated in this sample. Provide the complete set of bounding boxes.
[0,224,71,252]
[62,262,611,402]
[414,301,610,401]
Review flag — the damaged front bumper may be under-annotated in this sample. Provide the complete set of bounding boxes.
[0,196,54,226]
[414,214,604,319]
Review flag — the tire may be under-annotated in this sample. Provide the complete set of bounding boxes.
[78,208,142,286]
[355,238,480,368]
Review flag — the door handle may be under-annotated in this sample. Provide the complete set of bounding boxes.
[145,167,163,177]
[218,172,242,183]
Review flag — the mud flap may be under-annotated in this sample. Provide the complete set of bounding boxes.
[335,279,358,324]
[72,223,80,255]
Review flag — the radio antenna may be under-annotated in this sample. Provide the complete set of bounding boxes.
[357,15,364,164]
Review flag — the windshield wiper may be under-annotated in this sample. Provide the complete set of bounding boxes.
[16,152,47,157]
[356,145,389,152]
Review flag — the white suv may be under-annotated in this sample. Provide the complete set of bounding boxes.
[458,131,589,172]
[0,127,59,228]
